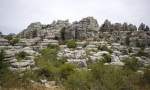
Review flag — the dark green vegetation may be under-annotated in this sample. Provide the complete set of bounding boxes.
[98,45,113,53]
[123,57,142,71]
[34,44,74,82]
[0,49,32,89]
[66,40,77,48]
[15,51,29,61]
[4,34,20,46]
[0,45,150,90]
[64,62,150,90]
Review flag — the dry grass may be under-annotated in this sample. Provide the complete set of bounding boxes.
[0,83,65,90]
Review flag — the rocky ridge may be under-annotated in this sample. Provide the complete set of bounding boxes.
[0,16,150,72]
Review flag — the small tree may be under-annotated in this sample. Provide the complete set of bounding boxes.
[60,27,66,41]
[138,23,145,31]
[144,26,150,31]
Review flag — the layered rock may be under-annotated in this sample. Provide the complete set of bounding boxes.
[65,17,99,40]
[18,20,70,39]
[4,47,37,72]
[99,20,150,47]
[18,22,42,38]
[17,17,150,48]
[0,38,9,46]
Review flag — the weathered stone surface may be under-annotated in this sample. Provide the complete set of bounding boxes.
[89,51,110,62]
[111,54,120,62]
[65,17,99,40]
[18,20,70,40]
[0,38,9,46]
[67,59,87,67]
[58,48,86,59]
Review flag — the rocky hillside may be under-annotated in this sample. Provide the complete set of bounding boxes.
[18,17,150,47]
[0,17,150,90]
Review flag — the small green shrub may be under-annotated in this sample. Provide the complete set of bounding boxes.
[59,64,75,80]
[102,54,111,63]
[10,38,20,46]
[15,51,28,61]
[128,48,133,53]
[0,49,8,79]
[98,45,112,53]
[66,40,77,48]
[47,44,59,49]
[123,57,142,71]
[4,35,20,46]
[135,49,149,57]
[64,70,91,90]
[143,69,150,83]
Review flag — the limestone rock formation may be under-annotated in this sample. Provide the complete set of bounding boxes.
[17,17,150,48]
[65,17,99,40]
[18,20,70,39]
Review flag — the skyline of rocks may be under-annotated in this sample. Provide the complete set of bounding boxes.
[0,17,150,35]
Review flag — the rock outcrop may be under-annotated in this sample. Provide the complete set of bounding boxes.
[17,17,150,47]
[18,17,99,41]
[65,17,99,40]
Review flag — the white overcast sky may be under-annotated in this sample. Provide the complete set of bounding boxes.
[0,0,150,34]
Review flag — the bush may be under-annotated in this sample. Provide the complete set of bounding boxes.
[135,49,149,57]
[4,35,20,46]
[47,44,59,49]
[0,49,5,62]
[35,46,69,81]
[60,27,66,41]
[98,45,112,53]
[123,57,142,71]
[0,49,8,79]
[125,36,130,46]
[0,49,9,78]
[102,54,111,63]
[64,70,91,90]
[143,69,150,83]
[0,50,30,89]
[10,38,20,46]
[89,62,132,90]
[4,35,13,41]
[37,65,58,80]
[128,48,133,53]
[59,64,75,80]
[15,51,28,61]
[66,40,77,48]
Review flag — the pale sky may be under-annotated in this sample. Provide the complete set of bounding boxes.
[0,0,150,34]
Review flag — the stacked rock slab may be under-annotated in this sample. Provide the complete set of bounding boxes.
[65,17,99,40]
[18,20,70,40]
[18,17,99,41]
